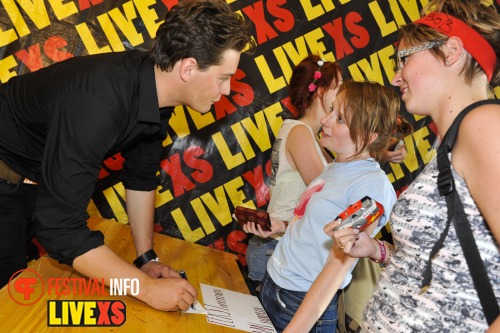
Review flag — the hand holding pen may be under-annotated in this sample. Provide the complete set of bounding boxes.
[179,270,196,310]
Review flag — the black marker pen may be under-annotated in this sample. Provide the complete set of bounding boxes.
[179,270,195,310]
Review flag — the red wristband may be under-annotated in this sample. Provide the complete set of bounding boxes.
[370,239,386,265]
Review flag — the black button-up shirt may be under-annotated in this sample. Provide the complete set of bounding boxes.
[0,50,173,265]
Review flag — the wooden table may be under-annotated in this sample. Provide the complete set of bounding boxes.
[0,217,251,332]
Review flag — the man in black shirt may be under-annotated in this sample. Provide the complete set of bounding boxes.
[0,0,254,311]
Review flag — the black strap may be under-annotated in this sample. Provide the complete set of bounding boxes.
[421,100,500,325]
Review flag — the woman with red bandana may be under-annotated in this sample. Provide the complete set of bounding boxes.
[286,0,500,332]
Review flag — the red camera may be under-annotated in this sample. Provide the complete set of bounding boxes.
[333,196,384,231]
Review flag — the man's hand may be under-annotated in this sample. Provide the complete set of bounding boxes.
[141,261,181,278]
[141,275,198,311]
[73,245,198,312]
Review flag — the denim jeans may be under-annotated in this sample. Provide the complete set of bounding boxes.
[259,273,338,333]
[0,179,38,287]
[246,235,279,282]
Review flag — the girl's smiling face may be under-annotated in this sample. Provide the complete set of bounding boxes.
[319,93,356,162]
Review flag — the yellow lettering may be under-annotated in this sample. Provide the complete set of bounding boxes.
[47,0,78,20]
[347,45,396,83]
[167,105,215,138]
[299,0,335,21]
[281,37,309,68]
[368,1,398,37]
[87,199,101,217]
[388,0,406,29]
[187,106,216,130]
[199,186,232,228]
[254,55,287,94]
[254,30,333,94]
[162,133,173,148]
[168,105,190,137]
[370,0,425,36]
[232,123,256,160]
[48,301,61,325]
[0,55,18,83]
[263,101,285,137]
[68,301,84,325]
[62,299,68,325]
[272,47,293,85]
[494,86,500,99]
[97,13,125,52]
[75,22,112,54]
[348,52,384,84]
[133,0,161,39]
[171,208,205,242]
[397,0,426,23]
[224,177,253,209]
[191,197,216,234]
[378,44,398,81]
[304,28,334,62]
[2,0,30,39]
[386,127,436,182]
[108,2,145,48]
[240,110,272,153]
[102,183,128,223]
[212,132,246,170]
[17,0,51,29]
[0,21,17,48]
[155,184,174,208]
[413,126,436,164]
[83,301,96,325]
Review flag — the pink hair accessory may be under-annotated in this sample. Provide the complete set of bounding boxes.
[308,59,325,93]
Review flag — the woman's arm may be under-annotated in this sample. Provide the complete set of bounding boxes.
[284,221,383,333]
[454,104,500,242]
[284,246,356,333]
[287,125,326,185]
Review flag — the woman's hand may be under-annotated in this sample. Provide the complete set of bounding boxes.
[381,144,407,164]
[242,217,287,237]
[324,219,379,259]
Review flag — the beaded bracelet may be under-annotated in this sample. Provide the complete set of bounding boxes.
[371,239,386,264]
[370,239,395,268]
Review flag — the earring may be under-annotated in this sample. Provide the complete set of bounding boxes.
[445,61,449,66]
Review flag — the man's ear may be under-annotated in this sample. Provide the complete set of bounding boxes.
[179,58,197,82]
[443,36,465,66]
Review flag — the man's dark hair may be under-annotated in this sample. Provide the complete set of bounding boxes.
[150,0,255,72]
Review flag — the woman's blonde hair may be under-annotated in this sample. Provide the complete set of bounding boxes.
[335,80,400,162]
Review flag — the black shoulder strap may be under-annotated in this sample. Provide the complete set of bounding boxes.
[421,99,500,325]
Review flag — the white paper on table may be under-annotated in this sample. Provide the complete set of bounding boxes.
[200,283,276,333]
[183,300,207,314]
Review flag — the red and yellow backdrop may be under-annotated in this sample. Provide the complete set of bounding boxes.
[1,0,498,265]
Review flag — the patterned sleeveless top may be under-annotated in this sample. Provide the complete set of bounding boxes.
[363,156,500,332]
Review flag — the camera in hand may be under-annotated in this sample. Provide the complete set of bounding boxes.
[333,196,384,231]
[234,206,272,232]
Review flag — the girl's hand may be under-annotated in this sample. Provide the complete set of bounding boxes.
[242,217,287,237]
[324,219,379,258]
